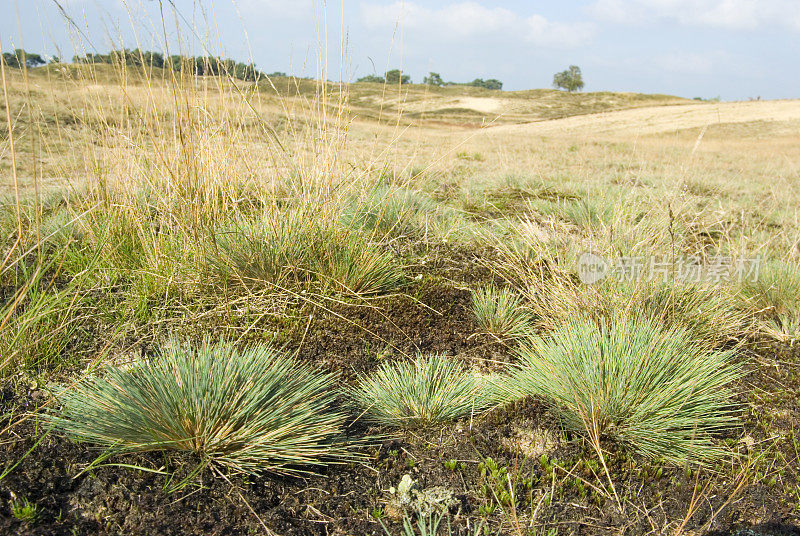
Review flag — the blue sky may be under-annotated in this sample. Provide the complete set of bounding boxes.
[2,0,798,100]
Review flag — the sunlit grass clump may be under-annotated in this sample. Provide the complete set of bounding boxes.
[528,198,610,230]
[342,183,462,242]
[471,285,533,341]
[490,212,755,349]
[210,208,404,295]
[740,259,800,342]
[497,234,752,348]
[504,317,742,464]
[46,339,352,475]
[350,354,495,428]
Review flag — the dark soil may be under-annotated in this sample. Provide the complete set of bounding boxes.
[1,381,798,535]
[1,247,799,535]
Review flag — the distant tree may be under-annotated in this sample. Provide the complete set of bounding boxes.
[423,72,444,86]
[22,50,45,68]
[465,78,503,90]
[168,55,183,72]
[2,49,45,68]
[74,52,108,64]
[143,51,164,68]
[221,59,237,76]
[49,55,61,64]
[356,74,385,83]
[234,62,260,81]
[553,65,584,92]
[384,69,410,85]
[108,49,129,66]
[67,49,261,80]
[2,53,19,68]
[192,57,205,76]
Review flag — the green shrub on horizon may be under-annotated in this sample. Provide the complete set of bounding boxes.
[45,338,355,475]
[501,316,743,464]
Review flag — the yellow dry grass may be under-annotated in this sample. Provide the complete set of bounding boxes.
[3,64,798,264]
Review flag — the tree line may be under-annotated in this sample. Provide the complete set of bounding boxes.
[2,49,49,68]
[4,49,586,93]
[73,49,265,81]
[356,66,586,92]
[357,69,503,90]
[2,48,270,82]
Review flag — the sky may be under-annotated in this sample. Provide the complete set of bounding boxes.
[1,0,798,100]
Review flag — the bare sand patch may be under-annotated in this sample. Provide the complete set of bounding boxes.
[485,99,800,137]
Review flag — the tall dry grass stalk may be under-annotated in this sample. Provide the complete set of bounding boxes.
[484,199,756,347]
[0,1,429,374]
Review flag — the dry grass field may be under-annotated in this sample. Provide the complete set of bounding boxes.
[2,55,800,536]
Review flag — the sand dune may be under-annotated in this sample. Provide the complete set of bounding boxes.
[482,99,800,137]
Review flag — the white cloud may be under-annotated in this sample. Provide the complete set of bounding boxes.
[360,2,595,48]
[525,15,595,48]
[589,0,646,24]
[590,0,800,31]
[238,0,314,19]
[656,51,716,74]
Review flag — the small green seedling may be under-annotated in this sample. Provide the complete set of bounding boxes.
[11,498,37,522]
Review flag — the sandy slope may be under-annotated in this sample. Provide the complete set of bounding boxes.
[483,99,800,137]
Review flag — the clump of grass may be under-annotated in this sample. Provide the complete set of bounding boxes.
[46,338,354,475]
[0,286,84,375]
[526,274,750,349]
[0,250,96,376]
[342,183,462,242]
[488,224,752,348]
[209,209,318,289]
[503,316,742,464]
[313,226,404,295]
[470,285,533,341]
[558,199,611,229]
[740,259,800,342]
[210,207,404,295]
[350,354,495,428]
[634,282,753,348]
[527,198,611,230]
